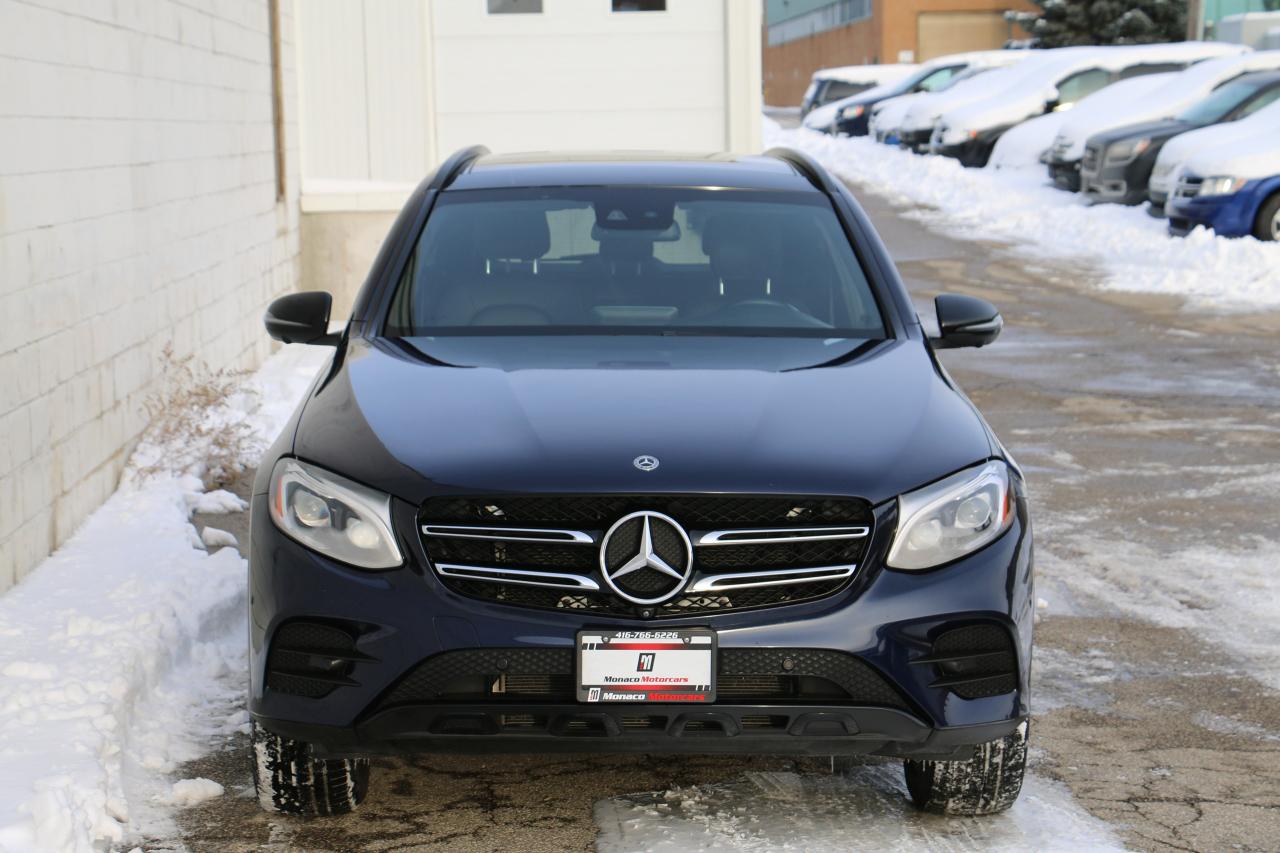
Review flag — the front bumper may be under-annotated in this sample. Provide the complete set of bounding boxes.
[249,492,1034,759]
[1167,189,1257,238]
[929,127,1008,168]
[898,128,932,153]
[1081,155,1153,206]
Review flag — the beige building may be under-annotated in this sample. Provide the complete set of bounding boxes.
[0,0,301,592]
[764,0,1034,105]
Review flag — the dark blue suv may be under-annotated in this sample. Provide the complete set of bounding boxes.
[249,147,1034,818]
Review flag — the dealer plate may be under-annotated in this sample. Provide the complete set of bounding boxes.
[576,629,715,703]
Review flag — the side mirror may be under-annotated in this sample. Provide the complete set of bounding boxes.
[265,291,339,345]
[932,293,1003,349]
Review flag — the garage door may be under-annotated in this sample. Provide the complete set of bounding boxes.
[917,11,1009,62]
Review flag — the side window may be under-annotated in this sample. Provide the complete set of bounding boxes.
[1234,87,1280,120]
[914,65,962,93]
[825,81,872,100]
[1053,68,1111,109]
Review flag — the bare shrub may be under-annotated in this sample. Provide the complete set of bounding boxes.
[136,344,258,488]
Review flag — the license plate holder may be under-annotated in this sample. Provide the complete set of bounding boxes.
[577,629,715,703]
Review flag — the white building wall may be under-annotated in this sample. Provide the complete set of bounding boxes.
[0,0,302,591]
[429,0,730,155]
[296,0,763,200]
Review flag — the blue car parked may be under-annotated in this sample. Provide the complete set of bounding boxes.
[1168,171,1280,241]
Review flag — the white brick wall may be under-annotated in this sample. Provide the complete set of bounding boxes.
[0,0,301,592]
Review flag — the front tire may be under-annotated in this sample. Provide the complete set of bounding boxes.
[1253,192,1280,242]
[251,721,370,816]
[903,720,1028,815]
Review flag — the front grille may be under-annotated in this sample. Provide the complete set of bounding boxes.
[1174,175,1203,199]
[914,623,1018,700]
[1081,145,1100,172]
[421,495,873,618]
[369,647,911,712]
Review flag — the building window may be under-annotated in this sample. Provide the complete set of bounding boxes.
[612,0,666,11]
[488,0,542,12]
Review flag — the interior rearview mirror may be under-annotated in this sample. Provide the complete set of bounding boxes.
[265,291,339,345]
[931,293,1003,350]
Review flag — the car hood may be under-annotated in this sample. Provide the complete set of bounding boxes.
[292,337,995,506]
[1089,119,1190,149]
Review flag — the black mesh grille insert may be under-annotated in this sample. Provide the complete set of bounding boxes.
[421,494,872,617]
[927,624,1018,699]
[369,647,909,712]
[422,495,870,528]
[266,620,361,699]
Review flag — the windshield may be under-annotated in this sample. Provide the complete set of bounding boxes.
[1177,79,1260,124]
[385,188,885,339]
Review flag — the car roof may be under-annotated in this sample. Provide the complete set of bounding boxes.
[447,151,819,192]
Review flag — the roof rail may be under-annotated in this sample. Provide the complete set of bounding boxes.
[763,146,836,194]
[429,145,490,191]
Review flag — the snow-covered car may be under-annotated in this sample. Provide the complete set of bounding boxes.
[1167,132,1280,240]
[1148,98,1280,215]
[801,63,918,117]
[928,42,1248,169]
[870,52,1029,148]
[804,50,1023,136]
[1080,69,1280,205]
[1048,51,1280,192]
[989,72,1177,171]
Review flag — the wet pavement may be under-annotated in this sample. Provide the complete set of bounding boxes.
[168,184,1280,852]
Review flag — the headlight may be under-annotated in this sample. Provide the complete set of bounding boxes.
[1104,138,1151,165]
[269,458,403,569]
[887,461,1014,570]
[1196,176,1246,197]
[840,104,865,120]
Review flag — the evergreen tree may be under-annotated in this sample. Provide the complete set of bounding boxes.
[1012,0,1188,47]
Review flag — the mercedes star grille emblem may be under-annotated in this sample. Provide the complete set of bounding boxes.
[599,511,692,605]
[633,455,659,472]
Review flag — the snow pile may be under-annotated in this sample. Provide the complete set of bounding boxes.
[161,779,224,808]
[0,345,327,852]
[766,124,1280,310]
[597,766,1126,852]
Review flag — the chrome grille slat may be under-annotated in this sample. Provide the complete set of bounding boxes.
[422,524,596,544]
[688,565,857,593]
[435,563,600,591]
[696,526,868,546]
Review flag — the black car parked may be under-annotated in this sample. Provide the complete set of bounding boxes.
[1080,70,1280,205]
[828,62,970,136]
[249,147,1034,819]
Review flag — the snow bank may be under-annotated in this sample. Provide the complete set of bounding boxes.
[766,124,1280,310]
[0,345,327,852]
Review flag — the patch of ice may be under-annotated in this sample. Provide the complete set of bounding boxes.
[596,764,1126,852]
